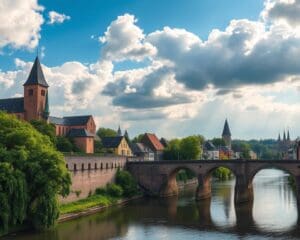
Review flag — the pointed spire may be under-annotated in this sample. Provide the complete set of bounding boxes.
[222,119,231,137]
[287,129,290,141]
[283,130,286,141]
[278,133,281,142]
[43,92,50,120]
[23,57,49,88]
[117,125,122,136]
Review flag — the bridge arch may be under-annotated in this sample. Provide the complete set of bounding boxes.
[160,166,198,197]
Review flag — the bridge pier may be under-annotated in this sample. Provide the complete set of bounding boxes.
[196,174,211,201]
[159,174,179,197]
[234,175,253,204]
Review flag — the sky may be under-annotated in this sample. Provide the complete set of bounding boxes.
[0,0,300,140]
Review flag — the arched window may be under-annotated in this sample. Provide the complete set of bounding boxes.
[88,163,91,170]
[106,163,108,169]
[95,163,97,169]
[74,164,77,171]
[81,163,84,171]
[101,163,103,170]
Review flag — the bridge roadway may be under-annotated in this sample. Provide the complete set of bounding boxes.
[127,160,300,204]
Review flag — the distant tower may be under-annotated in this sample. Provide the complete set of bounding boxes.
[124,130,130,142]
[277,133,281,142]
[23,57,49,121]
[117,125,122,136]
[283,130,286,142]
[222,119,232,149]
[287,130,291,142]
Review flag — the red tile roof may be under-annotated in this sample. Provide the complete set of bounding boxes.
[143,133,164,151]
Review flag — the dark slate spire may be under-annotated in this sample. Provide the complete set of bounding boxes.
[222,119,231,137]
[287,130,290,141]
[43,92,50,120]
[283,131,286,141]
[23,57,49,88]
[278,133,281,142]
[117,125,122,136]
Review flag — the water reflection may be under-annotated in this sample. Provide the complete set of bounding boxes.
[5,169,300,240]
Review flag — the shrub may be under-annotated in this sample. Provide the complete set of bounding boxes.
[116,170,138,197]
[106,184,123,198]
[95,187,107,195]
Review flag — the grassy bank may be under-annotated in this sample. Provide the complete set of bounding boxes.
[60,194,118,215]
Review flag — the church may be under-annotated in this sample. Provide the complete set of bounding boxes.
[0,57,96,153]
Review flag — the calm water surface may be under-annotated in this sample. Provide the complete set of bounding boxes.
[5,169,300,240]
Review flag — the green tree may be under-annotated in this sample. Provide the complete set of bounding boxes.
[56,136,74,152]
[97,128,117,139]
[0,112,71,233]
[115,170,138,197]
[180,136,201,160]
[163,139,181,160]
[30,120,56,144]
[212,138,226,147]
[132,134,144,143]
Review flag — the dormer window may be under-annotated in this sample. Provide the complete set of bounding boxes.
[41,90,45,96]
[28,89,33,96]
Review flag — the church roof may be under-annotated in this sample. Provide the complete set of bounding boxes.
[49,115,92,126]
[0,97,24,113]
[67,128,94,138]
[23,57,49,88]
[102,136,124,148]
[222,119,231,137]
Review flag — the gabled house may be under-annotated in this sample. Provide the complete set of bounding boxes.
[141,133,165,161]
[102,136,132,156]
[203,141,219,160]
[131,142,154,161]
[0,56,96,153]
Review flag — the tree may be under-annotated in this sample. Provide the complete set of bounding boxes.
[180,136,201,160]
[163,139,181,160]
[56,136,74,152]
[97,128,117,139]
[132,134,144,143]
[115,170,138,197]
[0,112,71,233]
[212,138,226,147]
[30,120,56,144]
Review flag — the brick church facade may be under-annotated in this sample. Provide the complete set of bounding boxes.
[0,57,96,153]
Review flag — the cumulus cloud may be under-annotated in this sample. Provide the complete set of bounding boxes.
[0,0,44,49]
[263,0,300,26]
[48,11,71,25]
[99,14,156,61]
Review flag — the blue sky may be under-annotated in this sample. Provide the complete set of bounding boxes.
[0,0,263,70]
[0,0,300,140]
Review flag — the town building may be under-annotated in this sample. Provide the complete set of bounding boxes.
[131,142,154,161]
[203,141,219,160]
[101,136,133,156]
[141,133,165,161]
[277,130,294,159]
[0,57,96,153]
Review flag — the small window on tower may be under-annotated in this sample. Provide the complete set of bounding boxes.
[28,89,33,96]
[41,90,45,96]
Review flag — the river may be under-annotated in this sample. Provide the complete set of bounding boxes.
[4,169,300,240]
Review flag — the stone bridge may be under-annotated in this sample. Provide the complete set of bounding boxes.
[127,160,300,204]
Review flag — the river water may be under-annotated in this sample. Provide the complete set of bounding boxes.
[4,169,300,240]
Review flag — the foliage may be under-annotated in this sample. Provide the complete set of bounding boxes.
[163,136,202,160]
[132,134,144,143]
[116,170,138,197]
[176,169,196,182]
[97,128,117,139]
[0,112,71,233]
[30,120,57,144]
[95,187,107,195]
[213,167,233,180]
[106,184,123,198]
[56,136,74,152]
[212,138,226,147]
[94,140,104,153]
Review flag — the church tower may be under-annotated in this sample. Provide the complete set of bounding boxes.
[222,119,232,149]
[23,57,49,121]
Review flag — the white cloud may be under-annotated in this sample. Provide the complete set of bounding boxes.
[0,0,44,50]
[99,14,156,62]
[48,11,71,25]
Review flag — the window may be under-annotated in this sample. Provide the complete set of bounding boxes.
[74,164,77,171]
[66,164,68,169]
[101,163,103,170]
[81,163,84,171]
[88,163,91,170]
[28,89,33,96]
[41,90,45,96]
[95,163,97,169]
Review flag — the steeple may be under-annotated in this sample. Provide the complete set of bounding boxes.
[117,125,122,136]
[222,119,231,137]
[23,56,49,88]
[283,131,286,142]
[278,133,281,142]
[287,130,290,141]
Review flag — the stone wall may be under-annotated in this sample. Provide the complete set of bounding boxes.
[61,155,127,203]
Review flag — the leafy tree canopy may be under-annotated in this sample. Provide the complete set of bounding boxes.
[0,112,71,234]
[97,128,117,139]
